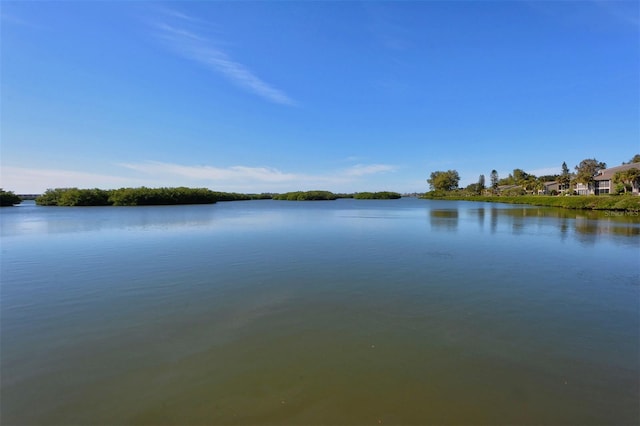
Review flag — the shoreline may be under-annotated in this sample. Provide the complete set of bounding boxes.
[421,194,640,212]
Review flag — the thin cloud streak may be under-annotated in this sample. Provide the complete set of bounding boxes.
[119,161,301,182]
[0,167,149,193]
[152,11,296,106]
[155,23,204,41]
[156,6,204,24]
[119,161,399,192]
[344,163,397,177]
[2,161,399,194]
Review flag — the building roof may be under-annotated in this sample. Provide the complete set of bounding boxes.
[594,162,640,181]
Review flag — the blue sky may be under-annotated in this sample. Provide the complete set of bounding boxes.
[1,1,638,194]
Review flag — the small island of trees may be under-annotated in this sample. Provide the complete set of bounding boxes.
[0,189,22,207]
[353,191,402,199]
[272,191,340,201]
[36,187,220,206]
[1,187,408,206]
[272,190,402,201]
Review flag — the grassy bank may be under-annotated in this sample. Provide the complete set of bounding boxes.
[422,193,640,211]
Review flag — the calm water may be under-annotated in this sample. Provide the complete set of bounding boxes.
[1,198,639,425]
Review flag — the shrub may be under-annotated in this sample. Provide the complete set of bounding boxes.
[354,191,401,199]
[37,187,218,206]
[501,187,526,196]
[273,191,338,201]
[0,189,22,206]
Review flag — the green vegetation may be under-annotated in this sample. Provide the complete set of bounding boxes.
[424,154,640,211]
[0,189,22,206]
[427,170,460,192]
[37,188,111,206]
[272,191,401,200]
[422,192,640,211]
[490,170,499,193]
[559,161,571,191]
[26,188,406,205]
[109,187,218,206]
[36,187,223,206]
[353,191,402,199]
[625,154,640,164]
[574,158,607,186]
[613,168,640,194]
[465,175,486,195]
[272,190,338,201]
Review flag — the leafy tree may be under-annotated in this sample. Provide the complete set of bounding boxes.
[490,170,499,193]
[512,169,530,185]
[613,168,640,194]
[538,174,559,182]
[496,168,534,188]
[465,183,480,194]
[210,191,252,201]
[0,189,22,206]
[427,170,460,192]
[36,188,67,205]
[530,178,544,194]
[477,175,485,195]
[37,187,218,206]
[558,162,571,192]
[574,158,606,185]
[497,176,513,186]
[50,188,111,206]
[624,154,640,164]
[522,176,541,194]
[614,183,626,194]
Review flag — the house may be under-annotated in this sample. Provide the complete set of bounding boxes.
[540,180,572,195]
[541,181,560,195]
[574,162,640,195]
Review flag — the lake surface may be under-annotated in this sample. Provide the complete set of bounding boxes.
[1,198,639,425]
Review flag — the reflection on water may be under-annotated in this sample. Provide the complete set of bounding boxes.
[1,199,638,425]
[429,209,459,231]
[424,201,640,243]
[476,207,485,229]
[5,200,638,242]
[0,203,220,236]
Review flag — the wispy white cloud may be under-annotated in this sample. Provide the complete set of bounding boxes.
[343,163,397,177]
[120,160,396,181]
[0,166,149,193]
[2,161,399,194]
[119,160,400,192]
[152,10,296,106]
[155,22,204,41]
[119,161,300,183]
[156,6,204,24]
[343,156,366,163]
